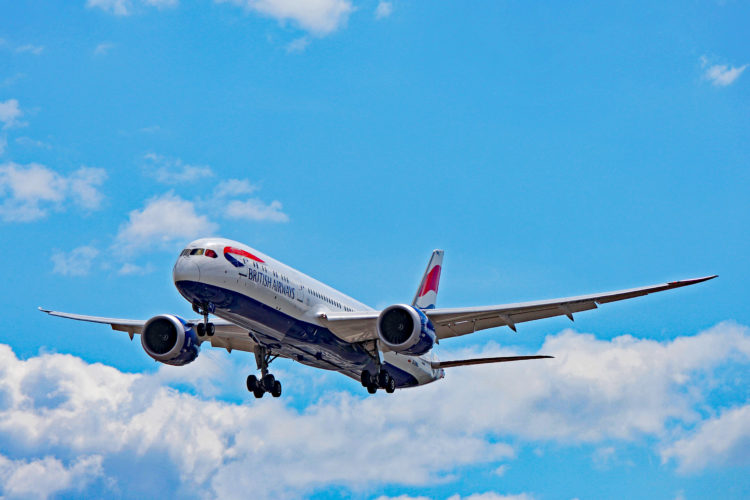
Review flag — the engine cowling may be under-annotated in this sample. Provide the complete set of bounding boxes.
[141,315,200,366]
[377,304,436,356]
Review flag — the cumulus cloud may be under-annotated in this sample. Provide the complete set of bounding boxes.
[52,246,100,276]
[661,404,750,473]
[115,192,218,253]
[224,199,289,222]
[213,178,258,198]
[0,454,104,499]
[0,323,747,497]
[375,1,393,19]
[216,0,353,36]
[86,0,177,16]
[286,36,310,53]
[94,42,115,55]
[0,163,107,222]
[15,44,44,55]
[0,99,23,129]
[701,56,747,87]
[143,153,214,184]
[117,262,156,275]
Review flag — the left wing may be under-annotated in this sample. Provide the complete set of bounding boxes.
[320,275,717,342]
[39,308,255,353]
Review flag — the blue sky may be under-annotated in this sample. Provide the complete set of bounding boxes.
[1,0,749,498]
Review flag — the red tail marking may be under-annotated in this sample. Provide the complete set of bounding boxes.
[418,265,441,297]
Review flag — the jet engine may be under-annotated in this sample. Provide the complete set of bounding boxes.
[141,315,200,366]
[376,304,436,356]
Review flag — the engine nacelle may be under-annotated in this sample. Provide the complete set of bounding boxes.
[377,304,436,356]
[141,315,200,366]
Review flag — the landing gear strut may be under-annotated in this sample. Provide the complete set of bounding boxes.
[246,345,282,398]
[193,303,215,337]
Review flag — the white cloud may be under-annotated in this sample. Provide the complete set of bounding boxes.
[286,36,310,53]
[0,163,106,222]
[661,404,750,473]
[216,0,353,36]
[143,153,214,184]
[87,0,177,15]
[225,198,289,222]
[0,135,5,155]
[115,192,218,253]
[701,56,747,87]
[94,42,115,55]
[15,136,51,149]
[87,0,132,15]
[0,454,103,499]
[52,246,100,277]
[117,262,155,275]
[0,99,23,129]
[15,44,44,55]
[447,494,535,500]
[375,1,393,19]
[213,178,259,198]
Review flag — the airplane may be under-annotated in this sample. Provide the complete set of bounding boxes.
[41,238,716,398]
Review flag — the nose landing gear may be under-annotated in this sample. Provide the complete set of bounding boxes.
[192,303,215,337]
[247,345,282,398]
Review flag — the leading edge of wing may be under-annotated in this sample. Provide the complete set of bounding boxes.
[432,355,554,369]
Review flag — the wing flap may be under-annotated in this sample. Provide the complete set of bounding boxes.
[318,311,379,343]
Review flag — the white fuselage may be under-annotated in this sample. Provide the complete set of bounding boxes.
[172,238,443,388]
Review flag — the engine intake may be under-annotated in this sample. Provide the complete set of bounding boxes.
[377,304,436,356]
[141,314,200,366]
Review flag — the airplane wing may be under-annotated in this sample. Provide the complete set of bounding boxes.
[39,308,256,353]
[432,355,553,369]
[320,275,717,342]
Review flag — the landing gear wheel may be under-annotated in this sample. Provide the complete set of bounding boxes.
[377,370,391,388]
[262,374,276,392]
[196,323,205,336]
[246,375,259,392]
[253,388,264,398]
[271,380,282,398]
[385,377,396,393]
[360,370,372,387]
[366,384,378,394]
[206,323,215,336]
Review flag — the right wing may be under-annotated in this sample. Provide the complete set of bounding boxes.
[39,308,255,353]
[320,275,717,342]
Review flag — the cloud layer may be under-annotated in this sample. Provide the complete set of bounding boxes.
[0,322,748,498]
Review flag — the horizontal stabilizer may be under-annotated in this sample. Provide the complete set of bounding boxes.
[432,355,553,369]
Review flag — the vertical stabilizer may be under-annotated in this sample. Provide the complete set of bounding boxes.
[412,250,444,309]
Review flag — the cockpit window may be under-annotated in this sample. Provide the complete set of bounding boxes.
[190,248,204,256]
[180,249,190,257]
[205,249,217,258]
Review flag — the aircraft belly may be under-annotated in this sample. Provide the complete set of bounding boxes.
[175,280,422,388]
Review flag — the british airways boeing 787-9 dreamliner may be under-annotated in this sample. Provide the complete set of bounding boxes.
[41,238,716,398]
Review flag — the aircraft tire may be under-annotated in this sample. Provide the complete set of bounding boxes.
[385,377,396,393]
[360,370,372,387]
[271,380,282,398]
[377,370,390,388]
[253,388,264,398]
[196,323,205,336]
[366,384,377,394]
[246,375,258,392]
[206,323,215,336]
[262,374,276,391]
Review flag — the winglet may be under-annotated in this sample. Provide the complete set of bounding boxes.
[412,250,444,310]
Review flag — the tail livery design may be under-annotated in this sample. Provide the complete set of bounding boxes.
[412,250,444,309]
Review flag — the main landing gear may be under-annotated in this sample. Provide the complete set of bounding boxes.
[360,368,396,394]
[246,345,282,398]
[192,303,215,337]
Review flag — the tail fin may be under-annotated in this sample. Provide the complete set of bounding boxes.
[412,250,444,309]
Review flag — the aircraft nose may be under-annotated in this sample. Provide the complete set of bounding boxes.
[173,257,200,283]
